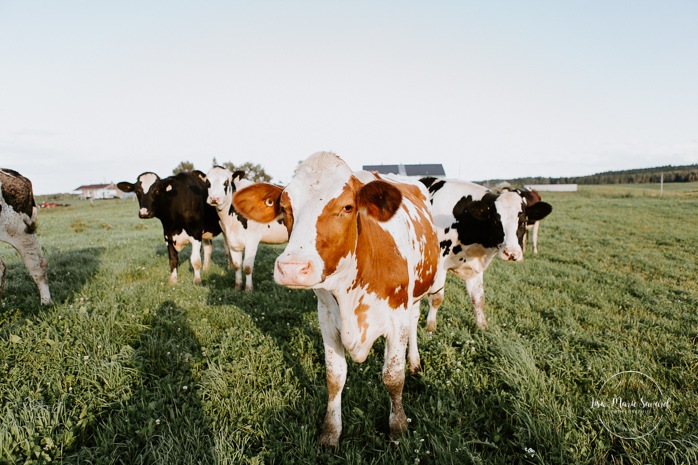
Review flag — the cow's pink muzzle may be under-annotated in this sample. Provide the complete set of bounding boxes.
[274,258,322,288]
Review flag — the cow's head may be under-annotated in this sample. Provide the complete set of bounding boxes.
[117,172,167,219]
[233,152,403,289]
[205,166,246,210]
[452,189,552,262]
[518,189,553,227]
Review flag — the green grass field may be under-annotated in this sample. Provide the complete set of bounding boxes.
[1,183,697,464]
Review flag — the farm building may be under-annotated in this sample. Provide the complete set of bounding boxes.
[493,181,578,192]
[362,163,446,177]
[72,183,124,199]
[525,184,578,192]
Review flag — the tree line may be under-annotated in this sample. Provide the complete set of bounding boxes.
[481,164,698,186]
[172,159,272,182]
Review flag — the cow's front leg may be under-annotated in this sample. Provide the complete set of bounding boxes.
[531,222,540,254]
[242,240,260,292]
[522,229,528,253]
[189,238,203,285]
[316,290,347,446]
[465,272,487,329]
[383,321,409,438]
[167,240,179,284]
[228,248,243,290]
[202,239,213,272]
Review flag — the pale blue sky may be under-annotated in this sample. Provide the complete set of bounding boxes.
[1,1,696,194]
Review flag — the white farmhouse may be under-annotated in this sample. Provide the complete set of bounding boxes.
[72,183,122,199]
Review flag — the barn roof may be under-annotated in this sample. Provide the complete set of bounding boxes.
[362,163,445,177]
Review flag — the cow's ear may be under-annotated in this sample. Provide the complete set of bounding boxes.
[162,178,177,195]
[231,171,246,191]
[357,180,402,222]
[527,202,552,222]
[193,170,207,181]
[233,183,283,223]
[117,182,135,192]
[466,200,492,221]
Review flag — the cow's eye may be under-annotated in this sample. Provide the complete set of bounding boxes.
[343,205,354,213]
[224,181,229,188]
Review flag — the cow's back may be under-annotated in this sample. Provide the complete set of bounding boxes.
[422,178,487,230]
[0,168,36,220]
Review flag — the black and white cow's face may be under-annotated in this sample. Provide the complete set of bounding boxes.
[451,190,552,262]
[116,172,166,219]
[205,167,245,210]
[451,191,522,261]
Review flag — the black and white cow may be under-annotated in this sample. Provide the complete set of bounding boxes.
[0,169,51,304]
[117,171,226,285]
[420,177,552,330]
[205,166,288,291]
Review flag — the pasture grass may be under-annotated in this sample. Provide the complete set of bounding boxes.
[1,185,697,464]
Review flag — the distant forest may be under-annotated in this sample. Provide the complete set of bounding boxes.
[481,164,698,186]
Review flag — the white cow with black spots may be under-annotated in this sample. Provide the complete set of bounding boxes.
[420,177,552,330]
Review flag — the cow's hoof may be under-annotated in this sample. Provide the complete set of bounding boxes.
[389,413,408,439]
[425,320,437,333]
[193,277,202,285]
[320,424,339,447]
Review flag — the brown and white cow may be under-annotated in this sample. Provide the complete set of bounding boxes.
[233,152,440,445]
[0,169,51,304]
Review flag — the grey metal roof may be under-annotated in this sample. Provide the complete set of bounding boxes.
[404,164,445,176]
[362,164,445,177]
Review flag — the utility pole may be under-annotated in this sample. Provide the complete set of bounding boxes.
[660,172,664,197]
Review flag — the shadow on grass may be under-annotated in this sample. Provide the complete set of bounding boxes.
[66,301,215,464]
[204,244,320,383]
[0,247,103,324]
[152,236,230,280]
